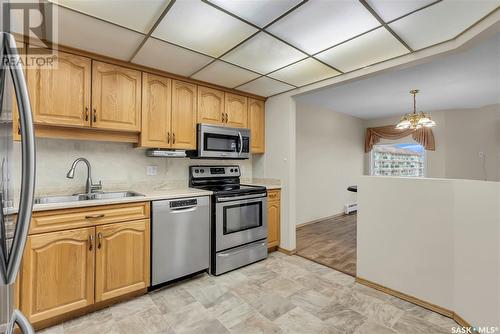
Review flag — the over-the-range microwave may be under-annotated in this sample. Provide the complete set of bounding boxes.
[187,124,250,159]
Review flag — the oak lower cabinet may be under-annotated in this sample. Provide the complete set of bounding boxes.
[18,203,151,328]
[20,227,95,323]
[267,189,281,250]
[95,220,150,302]
[248,98,265,153]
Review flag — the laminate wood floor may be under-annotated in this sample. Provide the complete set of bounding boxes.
[296,213,357,277]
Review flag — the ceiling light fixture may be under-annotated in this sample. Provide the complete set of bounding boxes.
[396,89,436,130]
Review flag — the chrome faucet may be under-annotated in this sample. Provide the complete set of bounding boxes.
[66,158,102,198]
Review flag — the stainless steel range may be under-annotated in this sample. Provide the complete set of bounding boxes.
[189,165,268,275]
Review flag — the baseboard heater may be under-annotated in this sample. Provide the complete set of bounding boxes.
[344,202,358,214]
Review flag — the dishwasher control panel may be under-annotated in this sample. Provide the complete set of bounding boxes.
[170,199,197,208]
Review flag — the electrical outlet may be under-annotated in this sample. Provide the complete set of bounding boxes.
[146,165,158,176]
[479,151,486,159]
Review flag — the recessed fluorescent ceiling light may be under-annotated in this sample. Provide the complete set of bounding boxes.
[222,32,307,74]
[316,27,409,72]
[366,0,436,22]
[49,0,171,33]
[208,0,303,27]
[192,61,260,88]
[237,77,294,97]
[152,0,257,57]
[269,58,340,87]
[267,0,380,54]
[389,0,500,50]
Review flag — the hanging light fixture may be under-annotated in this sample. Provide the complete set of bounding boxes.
[396,89,436,130]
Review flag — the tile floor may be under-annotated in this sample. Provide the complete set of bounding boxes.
[39,252,458,334]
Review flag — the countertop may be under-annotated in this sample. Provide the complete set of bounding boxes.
[5,179,281,214]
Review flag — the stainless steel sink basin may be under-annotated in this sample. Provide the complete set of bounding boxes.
[34,191,145,204]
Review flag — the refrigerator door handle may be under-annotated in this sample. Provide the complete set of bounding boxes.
[6,309,34,334]
[1,32,36,285]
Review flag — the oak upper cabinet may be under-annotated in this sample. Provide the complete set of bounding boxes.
[171,80,197,149]
[267,190,281,249]
[92,61,141,132]
[95,220,150,302]
[248,98,265,153]
[225,93,248,128]
[140,73,171,148]
[197,86,224,125]
[20,227,95,323]
[27,51,91,128]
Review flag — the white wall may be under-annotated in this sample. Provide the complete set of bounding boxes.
[358,176,500,327]
[295,103,364,225]
[364,104,500,181]
[12,138,252,196]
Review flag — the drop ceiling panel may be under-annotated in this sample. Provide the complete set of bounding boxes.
[316,27,409,73]
[267,0,380,54]
[132,38,213,77]
[389,0,500,50]
[53,6,144,60]
[366,0,437,22]
[269,58,340,87]
[222,32,307,74]
[208,0,303,27]
[49,0,171,33]
[152,0,258,57]
[237,77,294,97]
[192,61,260,88]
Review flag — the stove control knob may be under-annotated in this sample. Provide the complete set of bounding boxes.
[195,169,199,173]
[200,169,205,173]
[230,169,234,173]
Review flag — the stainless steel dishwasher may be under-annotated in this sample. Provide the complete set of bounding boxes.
[151,196,210,286]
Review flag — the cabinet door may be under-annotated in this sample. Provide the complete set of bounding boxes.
[267,191,281,248]
[171,80,197,149]
[197,86,224,125]
[248,98,265,153]
[140,73,172,148]
[20,227,95,323]
[225,93,248,128]
[92,61,141,132]
[27,51,91,127]
[95,220,150,302]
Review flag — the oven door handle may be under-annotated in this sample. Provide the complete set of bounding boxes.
[217,193,266,202]
[238,132,243,156]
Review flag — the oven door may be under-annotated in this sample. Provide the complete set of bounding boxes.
[198,124,250,159]
[215,195,267,252]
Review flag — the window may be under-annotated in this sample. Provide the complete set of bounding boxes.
[371,143,425,177]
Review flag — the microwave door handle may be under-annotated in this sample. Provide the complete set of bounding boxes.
[238,132,243,155]
[6,309,35,334]
[3,33,36,285]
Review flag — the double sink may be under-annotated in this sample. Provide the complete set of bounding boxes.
[34,191,145,204]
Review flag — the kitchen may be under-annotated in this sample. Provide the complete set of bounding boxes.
[1,1,499,334]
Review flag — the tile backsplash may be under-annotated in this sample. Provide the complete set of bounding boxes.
[12,138,252,196]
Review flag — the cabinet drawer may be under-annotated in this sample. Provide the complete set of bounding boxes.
[29,202,150,234]
[267,190,280,201]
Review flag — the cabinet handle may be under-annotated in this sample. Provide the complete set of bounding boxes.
[167,132,170,144]
[89,235,94,251]
[93,108,97,123]
[221,113,225,123]
[225,113,229,123]
[84,107,89,121]
[173,133,176,144]
[85,214,105,219]
[97,232,102,249]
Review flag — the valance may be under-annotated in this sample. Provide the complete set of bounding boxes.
[365,125,435,152]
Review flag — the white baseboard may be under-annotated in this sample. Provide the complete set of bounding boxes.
[296,212,346,228]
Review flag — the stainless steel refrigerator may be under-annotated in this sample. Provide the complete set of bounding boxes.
[0,6,36,333]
